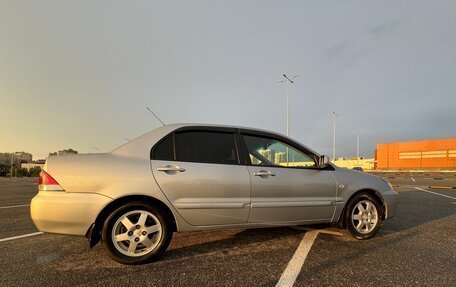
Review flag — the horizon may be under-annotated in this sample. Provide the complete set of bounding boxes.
[4,127,456,162]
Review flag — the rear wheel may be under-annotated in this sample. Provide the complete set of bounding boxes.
[344,193,382,240]
[101,202,172,264]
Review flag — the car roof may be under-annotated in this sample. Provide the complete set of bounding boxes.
[111,123,319,158]
[162,123,286,134]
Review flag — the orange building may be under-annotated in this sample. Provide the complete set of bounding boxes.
[375,138,456,170]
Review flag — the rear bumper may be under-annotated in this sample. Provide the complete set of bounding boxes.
[30,191,111,236]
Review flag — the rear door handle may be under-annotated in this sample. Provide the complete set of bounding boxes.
[253,170,276,177]
[157,165,185,172]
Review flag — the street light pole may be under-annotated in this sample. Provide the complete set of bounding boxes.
[331,112,337,161]
[279,74,299,136]
[354,130,364,160]
[357,131,360,159]
[286,82,289,136]
[10,153,14,178]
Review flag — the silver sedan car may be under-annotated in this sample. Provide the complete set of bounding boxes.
[31,123,398,264]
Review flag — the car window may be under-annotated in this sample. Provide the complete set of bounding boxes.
[152,134,174,160]
[175,131,239,164]
[242,134,316,168]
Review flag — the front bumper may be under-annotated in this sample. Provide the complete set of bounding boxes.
[382,189,399,219]
[30,191,112,236]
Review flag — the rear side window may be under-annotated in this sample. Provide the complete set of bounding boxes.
[152,134,174,160]
[175,131,238,164]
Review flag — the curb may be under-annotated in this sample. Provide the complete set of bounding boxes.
[384,177,454,181]
[428,186,456,189]
[389,185,456,189]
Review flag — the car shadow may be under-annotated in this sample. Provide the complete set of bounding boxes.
[376,190,456,237]
[161,189,456,263]
[160,226,303,263]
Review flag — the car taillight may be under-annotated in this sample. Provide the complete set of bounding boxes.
[39,171,65,191]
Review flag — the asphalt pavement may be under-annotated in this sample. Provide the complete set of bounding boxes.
[0,174,455,286]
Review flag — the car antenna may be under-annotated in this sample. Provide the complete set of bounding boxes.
[91,146,101,151]
[146,106,166,126]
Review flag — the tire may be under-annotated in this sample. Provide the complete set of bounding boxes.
[101,202,173,264]
[344,192,382,240]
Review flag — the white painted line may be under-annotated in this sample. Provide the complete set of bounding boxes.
[409,172,415,182]
[0,204,30,210]
[291,226,343,236]
[276,230,319,287]
[316,229,343,236]
[0,232,44,242]
[415,187,456,200]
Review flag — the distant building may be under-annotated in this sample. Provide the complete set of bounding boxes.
[49,149,78,156]
[331,158,375,170]
[0,152,33,167]
[21,163,44,171]
[375,138,456,170]
[58,149,78,155]
[274,152,287,164]
[258,149,275,163]
[15,152,32,163]
[0,153,11,166]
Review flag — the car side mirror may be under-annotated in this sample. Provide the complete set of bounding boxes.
[317,155,330,169]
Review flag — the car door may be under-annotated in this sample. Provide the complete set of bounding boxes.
[241,132,337,223]
[151,128,251,226]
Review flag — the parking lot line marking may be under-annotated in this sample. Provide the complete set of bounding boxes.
[291,226,343,237]
[276,230,319,287]
[428,185,456,189]
[410,177,416,182]
[0,232,44,242]
[0,204,30,210]
[415,187,456,200]
[317,229,343,236]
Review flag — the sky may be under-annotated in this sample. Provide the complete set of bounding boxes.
[1,0,455,160]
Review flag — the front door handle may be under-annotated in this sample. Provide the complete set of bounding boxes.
[253,170,276,177]
[157,165,185,173]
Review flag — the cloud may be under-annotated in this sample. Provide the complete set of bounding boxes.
[370,18,405,40]
[323,40,370,69]
[324,17,406,68]
[324,42,350,59]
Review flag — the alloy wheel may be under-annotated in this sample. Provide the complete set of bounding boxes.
[111,210,162,257]
[351,200,378,234]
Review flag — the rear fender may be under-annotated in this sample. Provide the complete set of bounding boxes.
[85,195,177,248]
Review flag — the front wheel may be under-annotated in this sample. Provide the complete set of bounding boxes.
[101,202,173,264]
[344,193,382,240]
